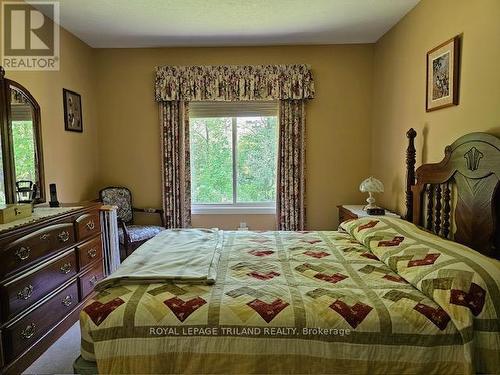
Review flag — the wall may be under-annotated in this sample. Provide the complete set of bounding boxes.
[1,0,100,203]
[371,0,500,214]
[3,0,497,228]
[95,45,374,230]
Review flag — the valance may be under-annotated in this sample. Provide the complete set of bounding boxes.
[154,64,315,102]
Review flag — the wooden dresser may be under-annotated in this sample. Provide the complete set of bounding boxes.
[0,203,104,374]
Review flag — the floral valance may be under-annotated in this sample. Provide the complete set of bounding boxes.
[154,64,315,102]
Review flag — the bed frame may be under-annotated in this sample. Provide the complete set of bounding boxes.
[405,128,500,259]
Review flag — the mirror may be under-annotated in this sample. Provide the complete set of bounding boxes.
[0,67,45,204]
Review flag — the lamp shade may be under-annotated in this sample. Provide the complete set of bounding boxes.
[359,177,384,193]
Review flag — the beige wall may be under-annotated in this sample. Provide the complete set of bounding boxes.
[5,0,497,229]
[191,214,276,231]
[95,45,374,230]
[1,0,100,203]
[371,0,500,214]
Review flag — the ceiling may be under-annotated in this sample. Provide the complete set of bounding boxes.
[33,0,420,48]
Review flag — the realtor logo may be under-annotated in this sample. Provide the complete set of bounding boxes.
[1,1,60,70]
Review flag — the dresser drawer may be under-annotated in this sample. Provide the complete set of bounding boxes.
[77,236,102,270]
[1,250,77,322]
[3,281,78,362]
[0,223,75,278]
[75,212,100,241]
[79,261,104,299]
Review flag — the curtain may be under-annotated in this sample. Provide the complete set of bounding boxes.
[156,64,314,231]
[155,64,314,102]
[277,100,306,231]
[160,101,191,228]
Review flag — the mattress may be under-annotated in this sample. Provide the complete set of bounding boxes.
[79,217,500,374]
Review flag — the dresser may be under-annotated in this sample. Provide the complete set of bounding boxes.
[0,203,104,375]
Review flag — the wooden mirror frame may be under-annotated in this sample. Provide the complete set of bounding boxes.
[0,66,45,203]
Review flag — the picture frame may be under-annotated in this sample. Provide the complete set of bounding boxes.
[426,35,460,112]
[63,88,83,132]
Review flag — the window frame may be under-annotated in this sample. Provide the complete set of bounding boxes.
[189,104,278,215]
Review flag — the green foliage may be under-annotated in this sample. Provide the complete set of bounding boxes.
[191,118,233,203]
[12,121,36,182]
[237,117,277,202]
[190,116,277,204]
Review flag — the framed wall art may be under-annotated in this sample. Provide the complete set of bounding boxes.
[426,35,460,112]
[63,88,83,132]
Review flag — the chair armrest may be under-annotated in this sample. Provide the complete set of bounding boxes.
[133,207,165,227]
[118,219,131,245]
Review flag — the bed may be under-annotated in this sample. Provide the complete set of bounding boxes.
[76,130,500,374]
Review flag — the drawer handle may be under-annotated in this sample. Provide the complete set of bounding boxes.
[40,233,50,240]
[15,246,31,261]
[58,231,70,243]
[88,248,97,258]
[89,275,99,286]
[86,220,95,231]
[60,262,72,274]
[62,295,73,307]
[17,285,34,300]
[21,323,36,340]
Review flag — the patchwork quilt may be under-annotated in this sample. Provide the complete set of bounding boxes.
[79,217,500,374]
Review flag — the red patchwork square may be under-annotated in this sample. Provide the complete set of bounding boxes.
[247,298,289,323]
[83,298,125,326]
[330,300,372,328]
[314,273,348,284]
[303,251,330,259]
[164,296,207,322]
[247,271,280,280]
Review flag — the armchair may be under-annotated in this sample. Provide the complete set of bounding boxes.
[99,186,165,259]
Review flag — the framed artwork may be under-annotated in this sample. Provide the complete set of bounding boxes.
[426,35,460,112]
[63,88,83,132]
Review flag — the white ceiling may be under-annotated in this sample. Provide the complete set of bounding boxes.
[33,0,420,48]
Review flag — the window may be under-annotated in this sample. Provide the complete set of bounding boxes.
[189,101,278,214]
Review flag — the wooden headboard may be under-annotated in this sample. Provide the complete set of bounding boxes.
[405,129,500,259]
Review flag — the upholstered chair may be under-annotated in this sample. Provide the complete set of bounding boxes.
[99,186,165,258]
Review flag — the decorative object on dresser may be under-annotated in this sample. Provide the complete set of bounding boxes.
[99,187,165,259]
[0,203,105,375]
[426,35,460,112]
[15,181,37,204]
[359,177,384,210]
[0,67,45,204]
[337,205,399,225]
[63,88,83,132]
[0,204,32,224]
[405,129,500,259]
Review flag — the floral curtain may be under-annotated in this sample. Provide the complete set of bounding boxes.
[160,101,191,228]
[277,100,306,231]
[155,64,314,102]
[156,64,314,230]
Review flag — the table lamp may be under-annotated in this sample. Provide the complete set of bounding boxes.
[359,177,384,210]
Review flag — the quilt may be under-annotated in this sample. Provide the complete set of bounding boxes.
[79,217,500,374]
[94,228,222,290]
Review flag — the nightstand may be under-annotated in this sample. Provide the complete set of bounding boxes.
[337,205,400,224]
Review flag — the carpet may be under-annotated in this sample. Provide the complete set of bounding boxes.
[23,322,80,375]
